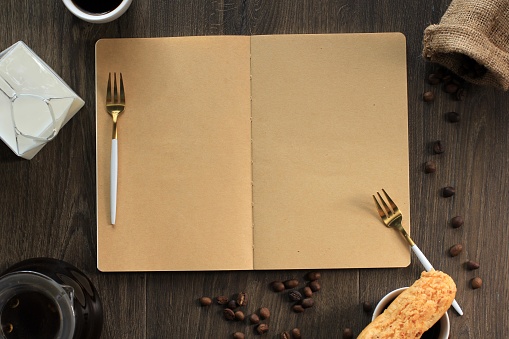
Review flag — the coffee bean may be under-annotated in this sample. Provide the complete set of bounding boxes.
[454,88,466,101]
[256,323,269,335]
[471,277,483,289]
[292,304,305,313]
[449,244,463,257]
[284,279,299,289]
[444,83,459,94]
[224,308,235,320]
[228,299,238,309]
[428,73,441,85]
[249,313,260,324]
[442,186,455,197]
[234,310,245,321]
[451,216,464,228]
[343,328,354,339]
[424,160,436,173]
[308,280,321,292]
[466,260,480,270]
[199,297,212,306]
[280,331,291,339]
[432,140,444,154]
[232,332,245,339]
[288,290,303,302]
[423,91,434,102]
[271,281,285,292]
[259,307,270,319]
[236,292,248,306]
[216,296,229,305]
[291,328,302,339]
[362,301,373,313]
[303,286,313,297]
[305,271,321,281]
[446,111,460,123]
[301,298,315,308]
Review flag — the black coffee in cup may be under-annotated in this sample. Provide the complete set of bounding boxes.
[1,292,60,339]
[72,0,123,14]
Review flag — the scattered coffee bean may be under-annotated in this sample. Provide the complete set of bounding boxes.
[432,140,444,154]
[256,323,269,335]
[259,307,270,319]
[466,260,480,270]
[343,327,354,339]
[228,299,238,309]
[423,91,435,102]
[234,310,245,321]
[292,304,305,313]
[224,308,236,321]
[303,286,313,297]
[454,88,466,101]
[446,111,460,123]
[449,244,463,257]
[216,296,229,305]
[362,301,373,313]
[305,271,321,281]
[236,292,248,306]
[442,74,452,84]
[451,216,464,228]
[271,281,285,292]
[444,83,459,94]
[249,313,260,324]
[291,328,302,339]
[471,277,483,289]
[284,279,299,289]
[232,332,245,339]
[428,73,441,85]
[280,331,291,339]
[288,290,303,302]
[199,297,212,306]
[442,186,456,198]
[424,160,436,173]
[301,298,315,308]
[308,280,321,292]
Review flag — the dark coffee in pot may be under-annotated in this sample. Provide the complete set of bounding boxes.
[72,0,124,14]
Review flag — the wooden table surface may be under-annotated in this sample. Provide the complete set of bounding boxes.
[1,1,508,338]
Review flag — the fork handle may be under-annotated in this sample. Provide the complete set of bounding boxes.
[411,245,434,271]
[110,139,118,225]
[411,244,464,316]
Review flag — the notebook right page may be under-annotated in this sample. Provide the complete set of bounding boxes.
[251,33,410,269]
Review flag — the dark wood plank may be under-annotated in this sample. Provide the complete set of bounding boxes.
[1,1,508,338]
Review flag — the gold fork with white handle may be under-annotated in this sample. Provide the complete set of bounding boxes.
[106,72,125,225]
[373,189,463,316]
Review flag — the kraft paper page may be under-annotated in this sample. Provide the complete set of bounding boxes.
[96,33,410,272]
[96,36,253,271]
[251,33,410,269]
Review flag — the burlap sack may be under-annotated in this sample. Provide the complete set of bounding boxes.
[423,0,509,90]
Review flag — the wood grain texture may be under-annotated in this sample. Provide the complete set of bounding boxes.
[0,1,508,338]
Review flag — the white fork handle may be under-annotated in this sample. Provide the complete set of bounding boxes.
[411,245,463,316]
[110,139,118,225]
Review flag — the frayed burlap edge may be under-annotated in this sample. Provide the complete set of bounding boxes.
[423,24,509,91]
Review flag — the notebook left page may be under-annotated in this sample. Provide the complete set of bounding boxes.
[96,36,253,271]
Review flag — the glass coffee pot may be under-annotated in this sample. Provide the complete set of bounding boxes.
[0,258,103,339]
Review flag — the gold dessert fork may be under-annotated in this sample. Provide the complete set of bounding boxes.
[106,72,125,225]
[373,189,463,316]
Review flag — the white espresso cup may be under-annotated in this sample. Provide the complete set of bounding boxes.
[62,0,133,23]
[372,287,450,339]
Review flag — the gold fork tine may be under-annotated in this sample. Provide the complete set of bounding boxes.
[119,73,125,104]
[113,72,118,103]
[106,73,112,102]
[377,192,393,216]
[382,188,399,213]
[372,195,387,219]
